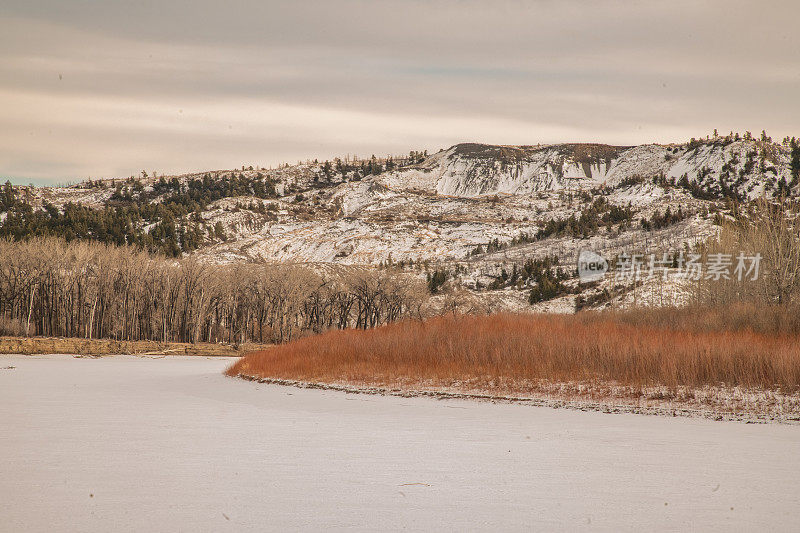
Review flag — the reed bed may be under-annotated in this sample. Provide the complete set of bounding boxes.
[227,306,800,393]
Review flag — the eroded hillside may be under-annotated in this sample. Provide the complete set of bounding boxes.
[2,134,798,313]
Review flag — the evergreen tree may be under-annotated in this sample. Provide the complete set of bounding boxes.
[791,138,800,188]
[0,181,15,211]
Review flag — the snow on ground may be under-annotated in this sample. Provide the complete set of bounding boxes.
[1,355,799,532]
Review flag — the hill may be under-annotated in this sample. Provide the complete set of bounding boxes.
[2,133,798,313]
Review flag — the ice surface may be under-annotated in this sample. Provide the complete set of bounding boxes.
[1,355,799,532]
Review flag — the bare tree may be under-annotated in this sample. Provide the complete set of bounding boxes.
[0,237,433,344]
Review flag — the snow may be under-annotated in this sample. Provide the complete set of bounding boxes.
[13,140,790,272]
[2,354,799,531]
[195,208,543,264]
[376,141,792,200]
[610,182,667,206]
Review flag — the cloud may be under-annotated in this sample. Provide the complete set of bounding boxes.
[1,0,798,184]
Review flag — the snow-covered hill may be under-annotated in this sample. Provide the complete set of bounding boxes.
[3,136,797,312]
[379,138,795,199]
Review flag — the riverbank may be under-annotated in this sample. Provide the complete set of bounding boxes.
[0,336,267,356]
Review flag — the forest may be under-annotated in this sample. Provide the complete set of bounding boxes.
[0,238,426,344]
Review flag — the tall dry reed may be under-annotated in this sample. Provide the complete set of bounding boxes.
[227,308,800,392]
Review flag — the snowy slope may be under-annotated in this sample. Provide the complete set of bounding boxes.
[4,137,795,312]
[379,139,795,199]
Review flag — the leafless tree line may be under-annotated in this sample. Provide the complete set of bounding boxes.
[697,197,800,305]
[0,238,428,343]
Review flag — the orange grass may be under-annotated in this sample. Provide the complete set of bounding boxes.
[226,309,800,393]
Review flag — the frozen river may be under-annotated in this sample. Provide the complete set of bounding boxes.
[1,355,798,532]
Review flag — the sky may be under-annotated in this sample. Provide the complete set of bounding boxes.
[1,0,798,185]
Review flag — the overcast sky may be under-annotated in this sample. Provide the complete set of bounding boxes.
[1,0,799,184]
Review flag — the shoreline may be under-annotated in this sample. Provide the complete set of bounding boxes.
[231,373,800,425]
[0,336,264,357]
